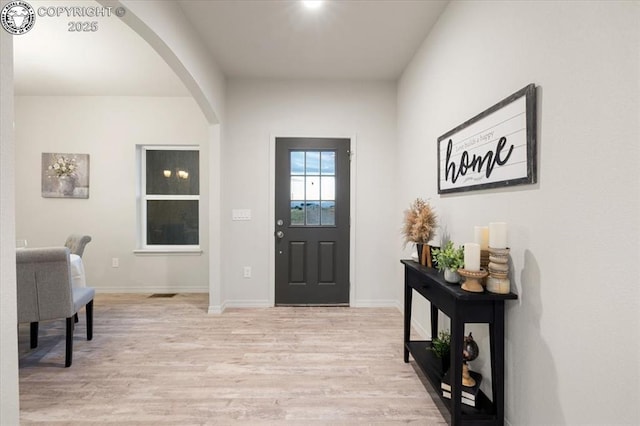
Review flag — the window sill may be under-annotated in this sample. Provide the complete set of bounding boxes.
[133,248,203,256]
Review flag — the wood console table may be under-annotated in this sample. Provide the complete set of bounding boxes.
[402,260,517,426]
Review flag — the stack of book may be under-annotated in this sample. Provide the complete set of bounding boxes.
[441,370,483,408]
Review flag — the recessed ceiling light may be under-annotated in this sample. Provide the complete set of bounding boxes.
[302,0,323,10]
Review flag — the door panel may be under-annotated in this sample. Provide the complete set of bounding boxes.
[289,241,306,283]
[275,137,350,305]
[318,242,335,284]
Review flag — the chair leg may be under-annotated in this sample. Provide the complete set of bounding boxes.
[74,313,79,323]
[65,317,74,367]
[30,322,38,349]
[86,300,93,341]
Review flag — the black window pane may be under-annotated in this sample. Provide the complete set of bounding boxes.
[146,150,199,195]
[147,200,199,245]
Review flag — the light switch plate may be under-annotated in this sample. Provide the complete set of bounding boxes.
[232,209,251,221]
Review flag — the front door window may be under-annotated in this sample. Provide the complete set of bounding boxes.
[289,150,336,226]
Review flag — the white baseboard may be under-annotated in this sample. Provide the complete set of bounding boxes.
[394,299,403,312]
[351,299,399,308]
[208,300,271,314]
[223,299,271,309]
[208,303,225,314]
[411,317,429,339]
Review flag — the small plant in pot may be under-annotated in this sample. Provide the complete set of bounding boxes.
[430,330,451,373]
[432,241,464,283]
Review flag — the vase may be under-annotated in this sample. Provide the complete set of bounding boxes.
[58,176,75,196]
[444,268,460,283]
[416,243,430,267]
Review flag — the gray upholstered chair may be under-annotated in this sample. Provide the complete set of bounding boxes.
[64,234,92,323]
[16,247,95,367]
[64,234,92,257]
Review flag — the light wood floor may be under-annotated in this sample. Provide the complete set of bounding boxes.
[18,293,447,425]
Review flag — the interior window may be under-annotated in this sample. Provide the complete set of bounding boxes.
[141,147,200,247]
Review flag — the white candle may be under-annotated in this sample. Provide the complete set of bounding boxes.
[489,222,508,249]
[474,226,489,250]
[464,243,481,271]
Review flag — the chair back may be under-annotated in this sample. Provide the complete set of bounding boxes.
[64,235,92,257]
[16,247,74,322]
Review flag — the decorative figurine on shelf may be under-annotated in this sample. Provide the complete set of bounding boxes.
[462,332,479,387]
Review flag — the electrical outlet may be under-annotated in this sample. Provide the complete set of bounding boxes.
[243,266,251,278]
[112,258,119,268]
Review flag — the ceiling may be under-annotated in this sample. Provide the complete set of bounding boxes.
[13,0,189,96]
[179,0,448,80]
[13,0,448,96]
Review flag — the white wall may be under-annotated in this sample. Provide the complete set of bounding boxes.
[397,1,639,424]
[0,6,19,421]
[110,0,226,124]
[104,0,227,312]
[224,79,397,307]
[14,96,210,293]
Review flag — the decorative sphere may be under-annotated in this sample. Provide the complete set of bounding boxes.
[463,332,479,362]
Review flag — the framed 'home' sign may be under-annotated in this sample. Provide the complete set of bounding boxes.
[437,84,537,194]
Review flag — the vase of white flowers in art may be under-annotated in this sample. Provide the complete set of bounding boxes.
[49,155,77,196]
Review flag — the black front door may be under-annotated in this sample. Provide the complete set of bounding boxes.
[274,137,350,305]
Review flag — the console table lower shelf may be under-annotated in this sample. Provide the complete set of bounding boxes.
[407,341,495,419]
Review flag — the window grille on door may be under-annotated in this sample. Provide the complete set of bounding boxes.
[289,150,336,226]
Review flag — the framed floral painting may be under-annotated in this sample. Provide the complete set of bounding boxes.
[41,153,90,199]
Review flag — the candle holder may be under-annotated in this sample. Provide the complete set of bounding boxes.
[480,249,490,270]
[487,247,511,294]
[480,249,490,286]
[458,268,487,293]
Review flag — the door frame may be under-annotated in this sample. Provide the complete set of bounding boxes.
[268,134,357,307]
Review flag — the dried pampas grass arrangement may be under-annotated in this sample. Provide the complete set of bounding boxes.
[402,198,437,247]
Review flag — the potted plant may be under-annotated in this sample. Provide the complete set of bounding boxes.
[402,198,437,266]
[432,241,464,283]
[430,330,451,373]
